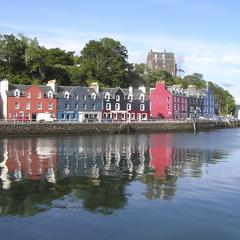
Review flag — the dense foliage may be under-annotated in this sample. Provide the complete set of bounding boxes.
[0,34,236,114]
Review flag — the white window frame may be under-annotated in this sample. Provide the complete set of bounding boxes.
[14,90,20,98]
[140,104,145,111]
[92,104,95,110]
[127,103,131,111]
[115,103,120,111]
[26,102,31,110]
[37,103,42,110]
[64,91,70,99]
[48,103,53,110]
[15,102,20,110]
[65,103,69,110]
[37,93,42,99]
[48,91,53,99]
[83,103,86,110]
[116,95,120,101]
[106,103,111,110]
[26,92,31,98]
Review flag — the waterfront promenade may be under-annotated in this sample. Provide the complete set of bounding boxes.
[0,119,239,136]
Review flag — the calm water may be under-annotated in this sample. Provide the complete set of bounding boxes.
[0,129,240,240]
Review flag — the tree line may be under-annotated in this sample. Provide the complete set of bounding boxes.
[0,33,235,114]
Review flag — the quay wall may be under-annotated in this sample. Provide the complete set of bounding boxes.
[0,120,239,137]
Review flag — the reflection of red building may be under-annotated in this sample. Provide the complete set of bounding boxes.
[149,134,173,178]
[6,138,57,181]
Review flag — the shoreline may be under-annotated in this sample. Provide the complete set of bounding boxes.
[0,120,239,137]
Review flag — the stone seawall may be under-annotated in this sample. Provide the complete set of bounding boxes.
[0,120,239,137]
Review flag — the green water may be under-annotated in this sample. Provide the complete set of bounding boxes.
[0,129,240,240]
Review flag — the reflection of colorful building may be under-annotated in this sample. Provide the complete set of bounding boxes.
[149,134,173,178]
[6,138,57,183]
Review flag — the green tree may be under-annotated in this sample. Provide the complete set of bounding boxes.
[79,37,133,87]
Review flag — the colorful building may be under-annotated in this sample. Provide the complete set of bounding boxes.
[187,85,204,118]
[0,79,57,121]
[101,86,150,121]
[150,82,188,120]
[203,86,215,118]
[55,81,102,122]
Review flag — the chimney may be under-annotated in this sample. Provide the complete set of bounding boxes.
[129,85,133,93]
[47,79,57,93]
[90,82,99,94]
[138,85,146,94]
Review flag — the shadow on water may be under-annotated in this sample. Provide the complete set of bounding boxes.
[0,131,231,217]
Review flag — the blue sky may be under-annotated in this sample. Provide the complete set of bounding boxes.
[1,0,240,103]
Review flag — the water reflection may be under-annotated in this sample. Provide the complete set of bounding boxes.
[0,133,227,216]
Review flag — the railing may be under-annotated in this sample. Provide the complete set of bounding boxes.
[0,118,236,125]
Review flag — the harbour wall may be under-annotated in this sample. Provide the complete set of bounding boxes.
[0,120,239,137]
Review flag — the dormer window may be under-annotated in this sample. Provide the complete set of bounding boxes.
[64,91,69,99]
[128,94,133,101]
[14,89,20,97]
[91,93,96,100]
[48,91,53,99]
[105,93,110,100]
[116,95,120,101]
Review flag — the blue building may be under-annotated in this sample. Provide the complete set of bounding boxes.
[47,80,102,122]
[203,87,216,118]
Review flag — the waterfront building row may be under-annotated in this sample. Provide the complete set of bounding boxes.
[0,79,216,121]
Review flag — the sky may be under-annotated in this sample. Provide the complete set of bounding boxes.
[1,0,240,103]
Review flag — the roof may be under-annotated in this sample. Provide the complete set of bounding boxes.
[6,84,54,97]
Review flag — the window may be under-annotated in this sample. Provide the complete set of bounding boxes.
[83,95,86,100]
[75,94,78,100]
[128,94,133,101]
[75,103,78,109]
[167,104,170,110]
[127,103,131,111]
[116,95,120,101]
[26,113,30,119]
[48,91,53,99]
[14,90,20,97]
[15,102,20,110]
[83,103,86,110]
[64,92,69,99]
[48,103,53,110]
[37,93,42,99]
[19,112,24,118]
[131,113,135,120]
[92,104,95,110]
[65,103,69,109]
[26,92,31,98]
[105,93,110,100]
[13,112,17,118]
[91,93,96,100]
[115,103,120,110]
[140,95,144,101]
[37,103,42,110]
[167,97,170,102]
[140,104,145,111]
[26,102,30,110]
[106,103,111,110]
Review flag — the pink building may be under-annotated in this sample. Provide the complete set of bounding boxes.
[150,81,188,120]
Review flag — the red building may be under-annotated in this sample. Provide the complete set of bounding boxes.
[6,83,57,121]
[150,81,188,120]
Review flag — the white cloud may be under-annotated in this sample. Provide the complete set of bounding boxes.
[1,21,240,103]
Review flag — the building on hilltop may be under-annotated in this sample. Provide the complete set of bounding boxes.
[147,49,177,77]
